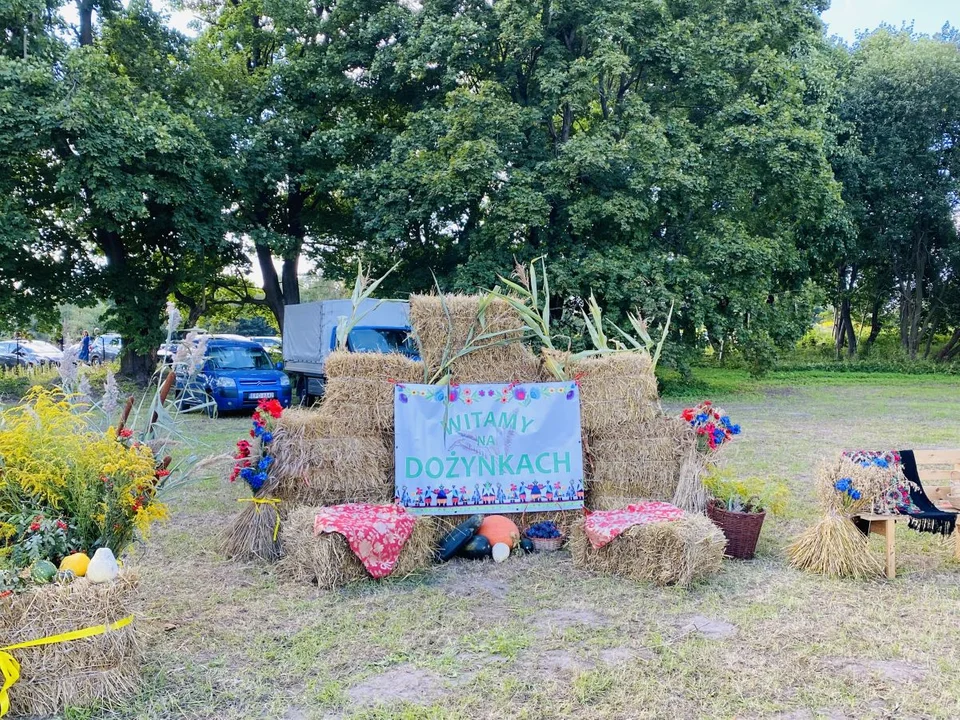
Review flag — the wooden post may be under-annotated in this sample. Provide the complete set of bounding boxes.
[883,518,896,580]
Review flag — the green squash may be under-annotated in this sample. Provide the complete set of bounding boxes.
[460,535,492,560]
[437,515,483,561]
[31,560,58,584]
[519,538,535,554]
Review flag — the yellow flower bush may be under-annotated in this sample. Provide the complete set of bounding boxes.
[704,466,790,515]
[0,388,168,565]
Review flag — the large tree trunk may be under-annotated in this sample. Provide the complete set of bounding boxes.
[864,296,882,351]
[834,265,857,359]
[77,0,93,46]
[936,327,960,362]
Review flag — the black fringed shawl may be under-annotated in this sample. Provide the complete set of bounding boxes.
[899,450,958,536]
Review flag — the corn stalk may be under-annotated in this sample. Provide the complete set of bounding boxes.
[335,259,401,350]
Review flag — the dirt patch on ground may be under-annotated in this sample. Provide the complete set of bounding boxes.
[346,664,447,708]
[680,615,737,639]
[822,657,927,683]
[539,607,610,631]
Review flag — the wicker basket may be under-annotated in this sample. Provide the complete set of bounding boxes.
[526,533,566,552]
[706,501,765,560]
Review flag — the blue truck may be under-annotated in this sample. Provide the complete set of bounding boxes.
[282,299,416,404]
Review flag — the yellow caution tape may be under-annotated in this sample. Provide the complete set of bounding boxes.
[237,497,282,541]
[0,614,134,717]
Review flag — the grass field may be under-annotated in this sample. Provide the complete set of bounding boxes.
[71,371,960,720]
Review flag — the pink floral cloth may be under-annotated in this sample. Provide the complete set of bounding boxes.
[584,501,685,549]
[313,504,416,579]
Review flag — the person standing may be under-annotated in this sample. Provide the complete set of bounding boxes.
[79,330,91,363]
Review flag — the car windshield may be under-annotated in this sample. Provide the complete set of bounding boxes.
[206,345,275,370]
[347,328,417,357]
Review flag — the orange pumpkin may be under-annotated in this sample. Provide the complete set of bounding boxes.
[477,515,520,548]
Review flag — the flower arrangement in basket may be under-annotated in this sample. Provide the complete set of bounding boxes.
[703,467,789,559]
[220,399,285,561]
[787,455,889,578]
[524,521,565,552]
[672,400,741,513]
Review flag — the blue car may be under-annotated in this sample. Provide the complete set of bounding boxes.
[177,338,291,415]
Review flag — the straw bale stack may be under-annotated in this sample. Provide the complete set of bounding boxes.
[585,415,694,509]
[570,514,725,586]
[322,351,424,436]
[568,354,660,434]
[280,506,439,589]
[409,294,542,384]
[270,408,394,507]
[0,572,141,716]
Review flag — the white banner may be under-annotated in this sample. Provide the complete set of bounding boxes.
[394,382,584,515]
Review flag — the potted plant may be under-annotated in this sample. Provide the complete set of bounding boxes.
[704,468,789,560]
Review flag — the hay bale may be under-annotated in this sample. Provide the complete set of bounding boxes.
[322,351,424,436]
[279,506,439,589]
[409,294,542,383]
[0,572,141,716]
[585,416,693,507]
[570,514,725,586]
[569,354,660,433]
[269,409,394,506]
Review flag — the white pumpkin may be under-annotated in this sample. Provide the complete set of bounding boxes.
[86,547,120,584]
[491,542,510,563]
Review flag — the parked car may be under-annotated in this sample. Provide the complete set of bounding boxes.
[158,328,209,363]
[249,336,281,350]
[0,340,62,367]
[175,337,291,415]
[70,333,122,364]
[282,299,416,404]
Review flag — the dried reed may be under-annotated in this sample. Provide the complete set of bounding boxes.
[0,573,141,717]
[672,444,711,513]
[279,506,439,589]
[570,514,725,586]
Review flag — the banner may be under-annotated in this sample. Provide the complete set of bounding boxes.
[394,382,584,515]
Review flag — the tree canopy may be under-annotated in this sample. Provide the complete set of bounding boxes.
[1,0,958,374]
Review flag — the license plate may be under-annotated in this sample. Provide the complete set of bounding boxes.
[248,391,275,399]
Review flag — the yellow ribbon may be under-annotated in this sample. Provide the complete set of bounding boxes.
[0,615,134,717]
[238,497,282,541]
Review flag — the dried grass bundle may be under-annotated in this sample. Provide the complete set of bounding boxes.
[220,492,282,562]
[269,409,394,506]
[787,512,883,579]
[569,354,661,433]
[786,455,891,578]
[0,573,141,716]
[322,351,424,436]
[672,444,711,514]
[570,514,725,586]
[408,294,541,383]
[279,506,439,589]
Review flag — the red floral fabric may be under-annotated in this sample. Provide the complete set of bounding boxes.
[584,501,685,549]
[313,504,416,579]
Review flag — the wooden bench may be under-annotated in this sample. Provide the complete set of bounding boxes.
[856,450,960,579]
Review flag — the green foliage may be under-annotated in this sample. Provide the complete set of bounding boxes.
[704,466,790,515]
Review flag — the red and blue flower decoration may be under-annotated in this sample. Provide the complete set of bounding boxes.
[230,399,283,493]
[681,400,741,451]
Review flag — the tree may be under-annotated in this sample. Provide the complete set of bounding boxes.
[831,29,960,360]
[320,0,842,370]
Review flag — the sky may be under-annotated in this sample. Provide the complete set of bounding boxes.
[821,0,958,41]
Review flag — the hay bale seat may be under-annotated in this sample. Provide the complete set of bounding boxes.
[586,416,694,508]
[280,506,439,589]
[569,354,661,434]
[570,514,725,586]
[0,572,141,716]
[322,351,424,436]
[409,294,542,384]
[270,408,394,507]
